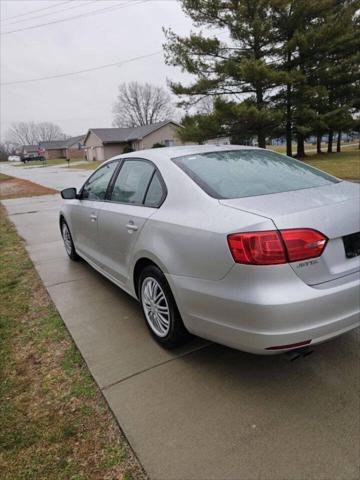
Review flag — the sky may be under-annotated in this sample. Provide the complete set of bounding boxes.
[0,0,197,140]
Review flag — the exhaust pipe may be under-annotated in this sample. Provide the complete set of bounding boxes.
[286,346,313,361]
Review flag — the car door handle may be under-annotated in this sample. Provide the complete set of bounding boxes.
[126,222,138,232]
[90,213,97,222]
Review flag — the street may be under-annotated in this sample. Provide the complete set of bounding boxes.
[0,162,90,190]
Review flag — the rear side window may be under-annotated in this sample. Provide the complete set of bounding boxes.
[111,160,154,204]
[173,150,338,199]
[144,172,165,207]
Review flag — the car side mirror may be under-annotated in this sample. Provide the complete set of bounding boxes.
[61,187,78,200]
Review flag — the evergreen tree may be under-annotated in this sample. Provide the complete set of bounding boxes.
[274,0,359,156]
[323,1,359,152]
[178,111,222,144]
[165,0,359,154]
[164,0,284,148]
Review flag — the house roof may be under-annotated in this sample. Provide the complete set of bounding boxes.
[39,139,67,150]
[39,135,85,150]
[22,145,38,152]
[85,121,180,145]
[64,135,85,148]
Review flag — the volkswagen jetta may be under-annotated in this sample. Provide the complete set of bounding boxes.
[60,145,360,353]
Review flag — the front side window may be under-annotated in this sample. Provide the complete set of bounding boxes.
[81,161,118,201]
[173,149,338,199]
[111,160,155,204]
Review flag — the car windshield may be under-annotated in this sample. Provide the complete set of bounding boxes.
[173,149,339,199]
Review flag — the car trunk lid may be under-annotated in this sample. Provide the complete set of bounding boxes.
[220,181,360,285]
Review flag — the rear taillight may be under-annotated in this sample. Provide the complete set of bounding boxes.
[227,231,287,265]
[280,229,327,262]
[227,229,327,265]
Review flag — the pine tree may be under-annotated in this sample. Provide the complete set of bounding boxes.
[164,0,284,148]
[319,0,359,153]
[165,0,359,154]
[178,111,223,144]
[273,0,359,156]
[272,0,334,157]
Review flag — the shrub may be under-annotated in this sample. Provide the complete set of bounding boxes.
[123,143,134,153]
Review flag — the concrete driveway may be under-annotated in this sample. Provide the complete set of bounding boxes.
[2,165,359,480]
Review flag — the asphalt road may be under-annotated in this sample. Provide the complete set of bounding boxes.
[1,162,90,190]
[2,164,359,480]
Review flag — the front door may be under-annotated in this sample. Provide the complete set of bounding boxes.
[70,161,118,263]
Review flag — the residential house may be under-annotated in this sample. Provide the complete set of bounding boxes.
[21,145,39,156]
[204,137,231,146]
[39,140,66,160]
[39,135,85,160]
[63,135,85,160]
[83,120,181,162]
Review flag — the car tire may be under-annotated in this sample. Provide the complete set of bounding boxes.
[139,265,189,349]
[61,219,79,261]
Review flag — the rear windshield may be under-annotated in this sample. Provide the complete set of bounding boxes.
[173,149,338,199]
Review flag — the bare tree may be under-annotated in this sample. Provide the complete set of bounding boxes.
[6,121,66,146]
[112,82,174,127]
[6,122,36,145]
[36,122,68,142]
[0,141,17,161]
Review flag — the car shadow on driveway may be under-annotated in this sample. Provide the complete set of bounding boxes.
[104,325,359,480]
[72,258,358,480]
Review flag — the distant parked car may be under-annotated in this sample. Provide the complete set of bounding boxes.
[8,155,21,162]
[59,145,360,354]
[21,153,45,163]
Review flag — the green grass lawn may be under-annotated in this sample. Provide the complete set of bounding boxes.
[269,141,357,154]
[14,158,69,168]
[68,161,102,170]
[303,148,360,180]
[0,206,145,480]
[0,173,11,181]
[268,145,359,179]
[270,143,319,153]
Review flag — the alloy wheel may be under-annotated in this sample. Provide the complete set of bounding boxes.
[141,277,170,337]
[62,223,73,256]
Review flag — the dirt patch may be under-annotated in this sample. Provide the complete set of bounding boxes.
[0,175,58,200]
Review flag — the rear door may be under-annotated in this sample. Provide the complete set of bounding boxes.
[70,161,118,263]
[97,159,166,285]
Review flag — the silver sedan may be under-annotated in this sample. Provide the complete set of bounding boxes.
[60,145,360,354]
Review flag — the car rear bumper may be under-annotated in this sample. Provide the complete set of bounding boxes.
[166,264,360,354]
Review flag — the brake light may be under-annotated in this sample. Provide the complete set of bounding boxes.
[227,231,287,265]
[227,229,327,265]
[280,229,327,262]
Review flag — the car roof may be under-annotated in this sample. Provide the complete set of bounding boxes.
[107,144,261,164]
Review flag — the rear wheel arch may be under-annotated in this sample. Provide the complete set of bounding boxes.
[133,258,159,298]
[132,252,172,297]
